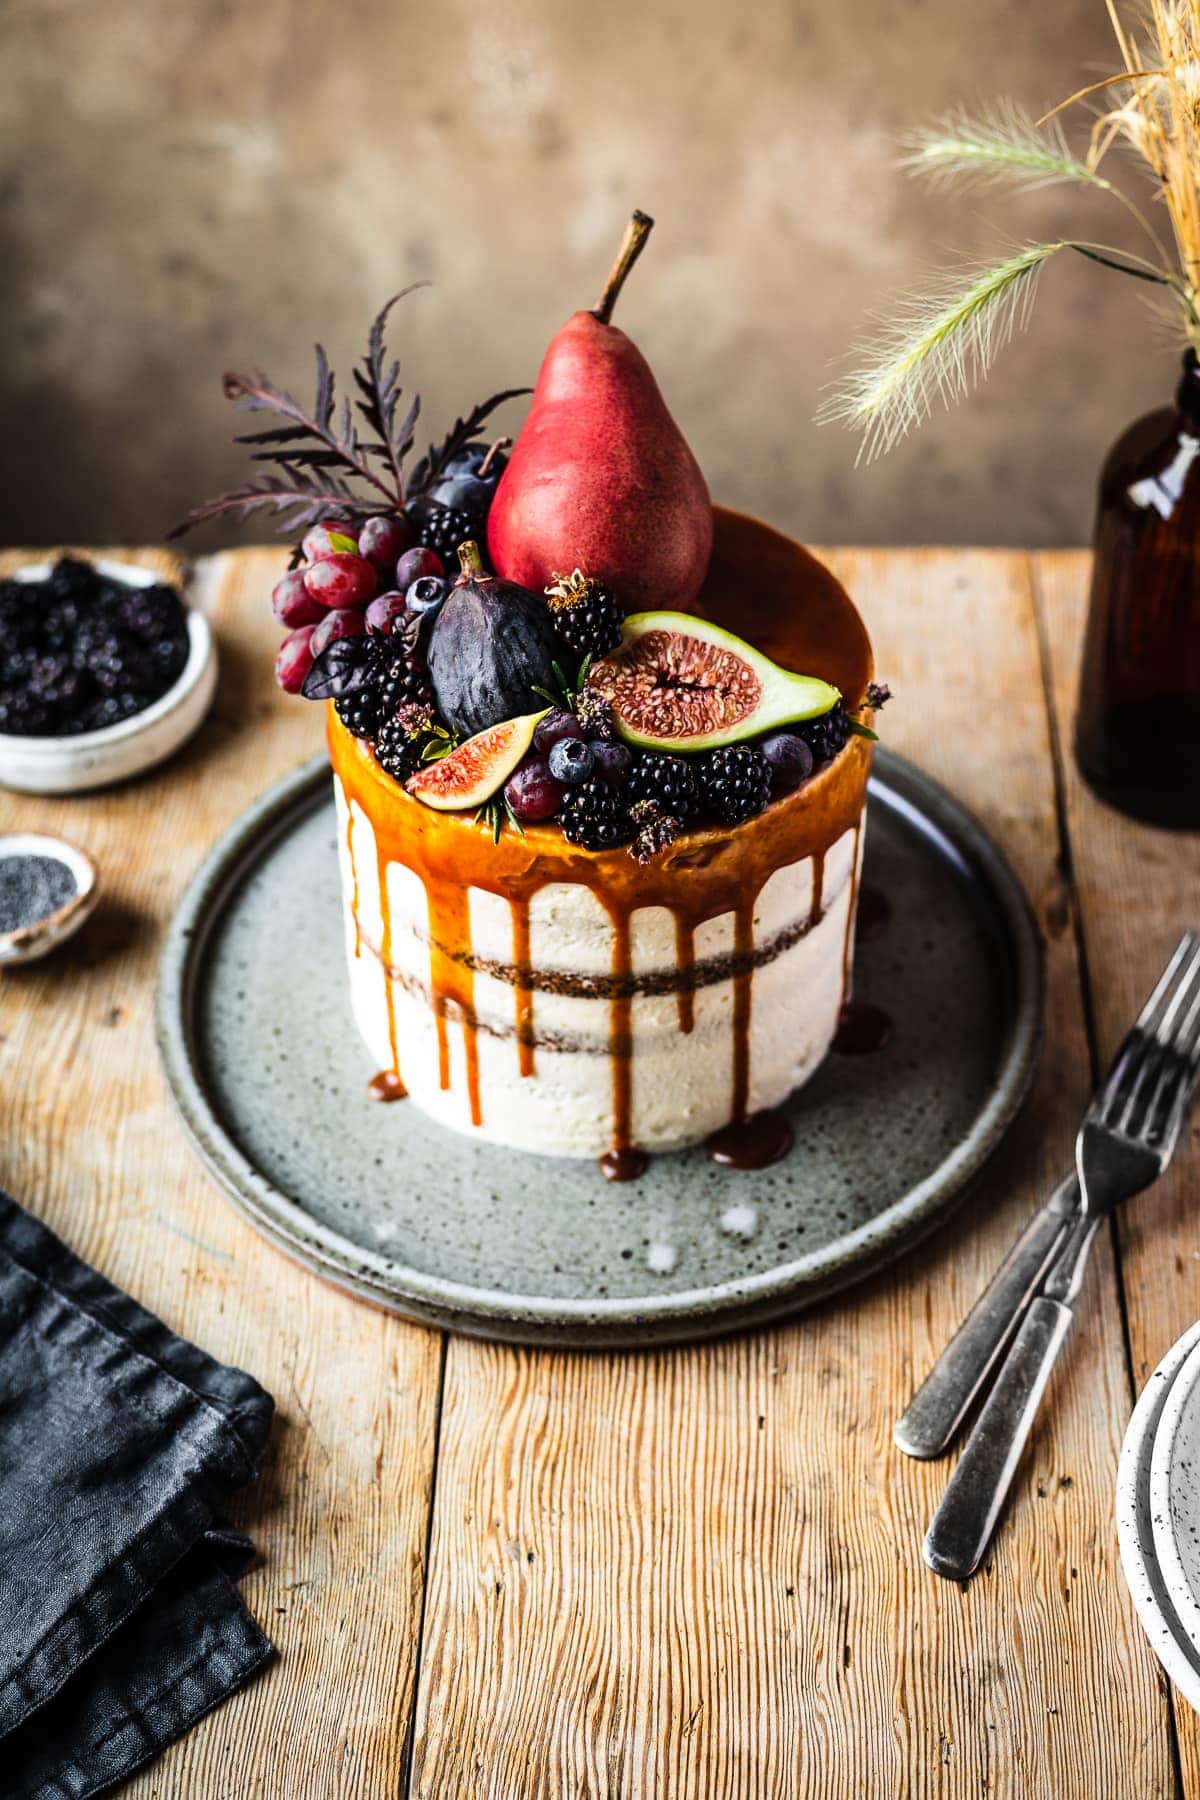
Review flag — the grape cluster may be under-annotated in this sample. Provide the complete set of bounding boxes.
[0,557,189,736]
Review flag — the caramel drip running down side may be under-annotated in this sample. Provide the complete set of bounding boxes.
[511,897,535,1078]
[373,839,400,1083]
[368,1069,407,1102]
[425,877,483,1127]
[604,907,644,1173]
[730,900,757,1124]
[840,821,863,1012]
[346,807,361,958]
[809,848,825,929]
[674,914,696,1034]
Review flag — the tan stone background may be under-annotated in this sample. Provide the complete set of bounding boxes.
[0,0,1182,551]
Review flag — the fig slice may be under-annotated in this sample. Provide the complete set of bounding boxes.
[585,611,840,752]
[404,708,548,811]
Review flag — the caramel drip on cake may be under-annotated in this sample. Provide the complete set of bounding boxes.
[840,820,863,1011]
[729,900,757,1124]
[674,915,696,1034]
[809,848,825,927]
[373,839,401,1085]
[329,508,875,1166]
[346,808,361,958]
[425,877,483,1127]
[510,897,535,1077]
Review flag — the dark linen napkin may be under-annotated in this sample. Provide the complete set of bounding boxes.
[0,1190,275,1798]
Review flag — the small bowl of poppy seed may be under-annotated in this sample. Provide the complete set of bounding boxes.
[0,556,217,794]
[0,835,98,966]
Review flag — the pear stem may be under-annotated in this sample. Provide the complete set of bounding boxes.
[457,540,487,578]
[593,211,655,325]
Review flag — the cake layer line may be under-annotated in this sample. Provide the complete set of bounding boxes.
[365,900,827,1003]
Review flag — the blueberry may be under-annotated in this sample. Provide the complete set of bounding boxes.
[591,741,632,787]
[761,731,814,793]
[406,575,447,614]
[547,736,595,786]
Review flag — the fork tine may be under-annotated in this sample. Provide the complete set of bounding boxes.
[1138,933,1200,1037]
[1155,937,1200,1045]
[1127,955,1200,1148]
[1114,1039,1166,1136]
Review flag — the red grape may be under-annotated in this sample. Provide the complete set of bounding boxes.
[302,520,359,562]
[359,514,413,573]
[504,757,563,822]
[309,607,368,657]
[395,546,443,590]
[364,591,408,635]
[270,568,323,629]
[302,553,378,610]
[275,626,316,694]
[533,708,583,757]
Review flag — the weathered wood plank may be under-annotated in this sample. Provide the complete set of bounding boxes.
[410,550,1171,1798]
[1034,545,1200,1789]
[0,547,443,1797]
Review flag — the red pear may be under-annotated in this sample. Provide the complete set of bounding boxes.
[488,212,713,613]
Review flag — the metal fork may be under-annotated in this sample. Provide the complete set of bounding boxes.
[923,932,1200,1582]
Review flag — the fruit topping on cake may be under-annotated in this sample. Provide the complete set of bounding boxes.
[178,212,888,857]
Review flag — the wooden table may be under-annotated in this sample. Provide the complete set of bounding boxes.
[3,543,1198,1798]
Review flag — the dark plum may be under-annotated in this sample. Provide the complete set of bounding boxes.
[761,731,814,792]
[504,757,563,823]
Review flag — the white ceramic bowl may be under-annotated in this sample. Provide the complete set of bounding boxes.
[0,833,99,965]
[0,557,217,794]
[1117,1320,1200,1713]
[1149,1333,1200,1660]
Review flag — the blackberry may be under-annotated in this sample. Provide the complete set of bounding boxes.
[373,705,435,785]
[699,744,771,826]
[544,570,623,660]
[627,750,698,822]
[796,702,849,769]
[559,777,632,851]
[413,502,476,561]
[574,688,615,741]
[334,685,386,741]
[377,644,433,714]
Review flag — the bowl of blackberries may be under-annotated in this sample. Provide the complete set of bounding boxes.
[0,556,216,794]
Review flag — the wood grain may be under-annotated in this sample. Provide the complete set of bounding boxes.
[0,547,444,1797]
[410,550,1172,1799]
[1034,546,1200,1794]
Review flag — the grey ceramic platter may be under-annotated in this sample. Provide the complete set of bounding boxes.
[157,749,1042,1347]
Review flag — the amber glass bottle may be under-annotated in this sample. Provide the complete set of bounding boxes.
[1075,351,1200,826]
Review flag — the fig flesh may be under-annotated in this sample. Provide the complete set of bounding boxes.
[586,611,839,752]
[405,709,547,811]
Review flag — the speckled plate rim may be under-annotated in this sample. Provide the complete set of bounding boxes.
[1148,1334,1200,1660]
[1117,1321,1200,1712]
[156,748,1044,1347]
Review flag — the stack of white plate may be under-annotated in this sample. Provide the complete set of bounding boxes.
[1118,1321,1200,1709]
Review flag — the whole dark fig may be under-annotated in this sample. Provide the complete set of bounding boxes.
[428,541,557,736]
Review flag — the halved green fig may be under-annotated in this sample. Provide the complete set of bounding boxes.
[405,709,547,811]
[585,611,839,752]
